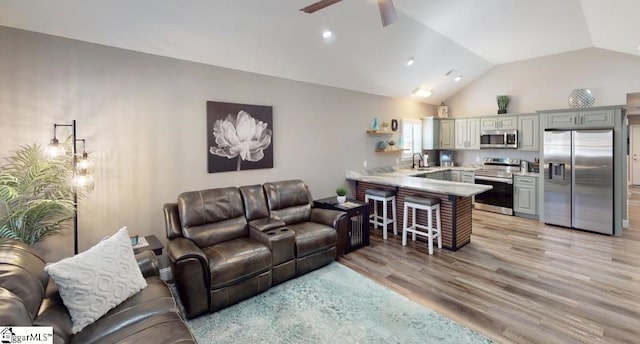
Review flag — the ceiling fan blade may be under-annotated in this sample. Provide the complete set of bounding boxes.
[378,0,397,27]
[300,0,343,14]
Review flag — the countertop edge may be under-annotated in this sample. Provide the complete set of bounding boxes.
[346,173,492,198]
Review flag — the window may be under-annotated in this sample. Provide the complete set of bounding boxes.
[402,119,422,160]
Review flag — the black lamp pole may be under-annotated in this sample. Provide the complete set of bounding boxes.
[72,120,78,255]
[52,120,79,254]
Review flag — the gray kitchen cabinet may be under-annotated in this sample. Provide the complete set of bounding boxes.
[449,170,461,182]
[454,120,466,149]
[439,119,455,150]
[546,109,614,129]
[480,116,517,130]
[461,171,474,183]
[518,114,539,151]
[422,116,439,150]
[454,118,480,149]
[425,171,445,180]
[514,175,538,216]
[580,110,615,128]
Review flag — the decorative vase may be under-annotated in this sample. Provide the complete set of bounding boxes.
[372,118,379,131]
[337,195,346,204]
[497,109,507,114]
[391,119,398,131]
[568,88,595,108]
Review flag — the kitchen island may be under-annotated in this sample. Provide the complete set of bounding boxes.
[346,167,491,251]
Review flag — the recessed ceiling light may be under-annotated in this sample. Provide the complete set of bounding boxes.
[453,75,462,82]
[406,57,414,66]
[412,87,432,98]
[322,30,333,39]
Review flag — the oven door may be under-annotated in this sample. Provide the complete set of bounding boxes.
[474,176,514,215]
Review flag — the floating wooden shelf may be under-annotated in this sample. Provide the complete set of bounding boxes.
[375,148,407,153]
[366,130,397,134]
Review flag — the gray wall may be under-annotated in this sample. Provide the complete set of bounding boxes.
[445,47,640,117]
[0,26,434,261]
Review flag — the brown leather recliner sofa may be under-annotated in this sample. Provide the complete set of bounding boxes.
[163,179,347,319]
[0,239,196,344]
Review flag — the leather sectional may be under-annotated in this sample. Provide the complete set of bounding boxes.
[0,239,196,344]
[163,179,347,319]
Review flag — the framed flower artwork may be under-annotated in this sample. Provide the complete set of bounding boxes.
[207,101,273,173]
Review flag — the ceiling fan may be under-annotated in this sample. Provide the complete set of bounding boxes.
[300,0,398,27]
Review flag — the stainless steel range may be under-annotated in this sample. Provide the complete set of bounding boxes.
[474,157,521,215]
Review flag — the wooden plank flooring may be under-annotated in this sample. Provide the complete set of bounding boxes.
[339,188,640,344]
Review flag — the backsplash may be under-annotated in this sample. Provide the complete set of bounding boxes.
[448,150,538,166]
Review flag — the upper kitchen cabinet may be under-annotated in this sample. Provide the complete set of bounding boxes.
[422,116,439,150]
[546,109,614,129]
[439,119,455,150]
[454,118,480,149]
[517,114,539,151]
[480,116,517,130]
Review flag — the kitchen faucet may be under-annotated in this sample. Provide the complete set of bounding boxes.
[412,153,424,169]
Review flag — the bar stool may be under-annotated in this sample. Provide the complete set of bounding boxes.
[364,189,397,240]
[402,195,442,255]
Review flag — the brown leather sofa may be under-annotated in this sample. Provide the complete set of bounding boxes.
[0,239,196,344]
[163,179,346,319]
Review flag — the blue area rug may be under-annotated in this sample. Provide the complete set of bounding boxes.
[186,263,493,344]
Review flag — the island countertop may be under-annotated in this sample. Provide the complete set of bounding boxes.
[346,167,492,198]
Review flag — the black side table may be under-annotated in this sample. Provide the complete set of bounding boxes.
[314,197,369,254]
[133,235,164,256]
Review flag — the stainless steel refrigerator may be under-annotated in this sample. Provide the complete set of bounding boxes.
[543,129,613,234]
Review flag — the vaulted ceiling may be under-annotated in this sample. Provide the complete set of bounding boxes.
[1,0,639,105]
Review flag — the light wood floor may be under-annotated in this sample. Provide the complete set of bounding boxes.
[339,189,640,344]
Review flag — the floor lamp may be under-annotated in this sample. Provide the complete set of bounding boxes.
[45,120,94,254]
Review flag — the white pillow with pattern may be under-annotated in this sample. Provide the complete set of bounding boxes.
[44,226,147,333]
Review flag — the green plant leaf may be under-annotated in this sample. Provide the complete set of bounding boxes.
[0,225,20,241]
[0,139,76,245]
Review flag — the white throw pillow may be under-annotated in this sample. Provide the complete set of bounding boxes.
[44,226,147,334]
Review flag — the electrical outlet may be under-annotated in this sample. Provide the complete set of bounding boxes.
[363,160,367,167]
[395,158,400,164]
[475,157,480,162]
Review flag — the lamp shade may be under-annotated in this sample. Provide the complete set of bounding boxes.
[45,138,66,159]
[73,171,94,191]
[76,153,94,174]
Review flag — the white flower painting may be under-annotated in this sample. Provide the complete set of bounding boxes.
[207,101,273,173]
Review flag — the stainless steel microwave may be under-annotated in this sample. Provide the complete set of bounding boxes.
[480,129,518,149]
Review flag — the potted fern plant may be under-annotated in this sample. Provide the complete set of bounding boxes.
[0,142,75,245]
[497,95,510,114]
[336,187,347,204]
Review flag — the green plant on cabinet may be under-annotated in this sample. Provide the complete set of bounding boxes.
[497,95,510,114]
